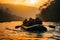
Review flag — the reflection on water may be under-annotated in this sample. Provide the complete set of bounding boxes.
[0,21,60,40]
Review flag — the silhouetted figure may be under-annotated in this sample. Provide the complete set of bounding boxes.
[28,18,33,26]
[35,18,42,25]
[23,19,29,26]
[15,18,47,33]
[15,17,47,34]
[32,19,35,25]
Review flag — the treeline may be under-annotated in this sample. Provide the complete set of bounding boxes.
[38,0,60,22]
[0,4,24,22]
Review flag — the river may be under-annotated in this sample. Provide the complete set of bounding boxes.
[0,21,60,40]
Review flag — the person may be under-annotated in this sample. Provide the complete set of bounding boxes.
[32,19,35,25]
[23,19,28,26]
[28,17,33,26]
[35,17,42,25]
[15,18,47,33]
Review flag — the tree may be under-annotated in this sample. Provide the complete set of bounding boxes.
[38,0,60,22]
[0,5,24,22]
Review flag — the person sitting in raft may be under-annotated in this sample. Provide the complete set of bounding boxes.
[35,17,42,25]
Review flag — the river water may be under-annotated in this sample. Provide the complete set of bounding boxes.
[0,21,60,40]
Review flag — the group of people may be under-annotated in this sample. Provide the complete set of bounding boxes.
[15,17,47,33]
[23,17,42,26]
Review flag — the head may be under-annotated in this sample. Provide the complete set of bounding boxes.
[36,17,40,20]
[29,17,33,21]
[24,19,27,21]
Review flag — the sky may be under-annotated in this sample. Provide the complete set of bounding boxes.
[0,0,50,8]
[0,0,53,19]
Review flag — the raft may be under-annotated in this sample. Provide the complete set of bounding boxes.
[15,24,47,33]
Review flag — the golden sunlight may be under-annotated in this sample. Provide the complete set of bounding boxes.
[12,0,40,7]
[0,0,53,8]
[25,0,37,5]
